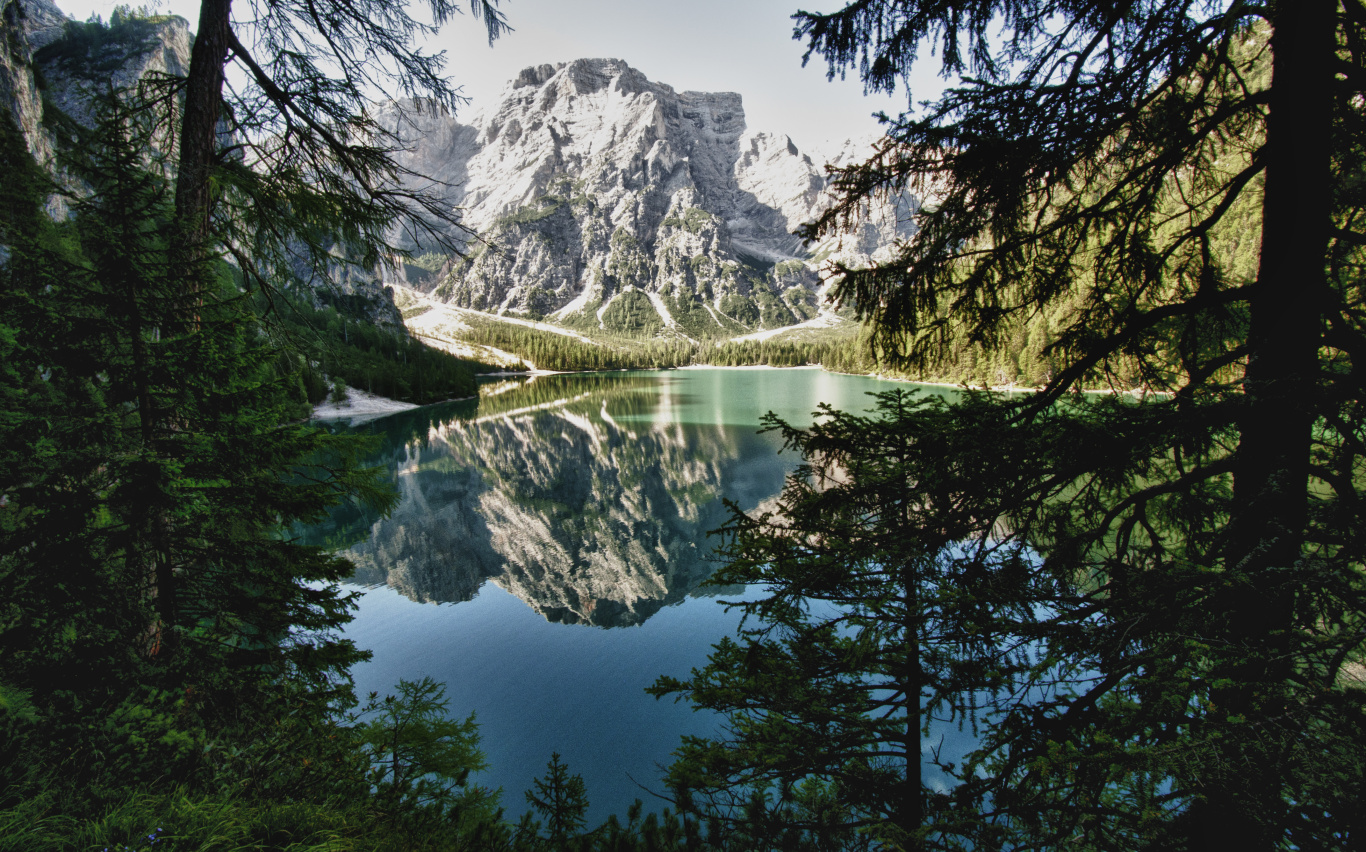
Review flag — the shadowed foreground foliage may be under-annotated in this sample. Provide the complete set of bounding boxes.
[0,97,737,852]
[654,0,1366,849]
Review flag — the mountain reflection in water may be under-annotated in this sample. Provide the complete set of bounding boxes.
[305,373,789,627]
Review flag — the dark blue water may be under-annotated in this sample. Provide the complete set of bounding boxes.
[310,368,964,820]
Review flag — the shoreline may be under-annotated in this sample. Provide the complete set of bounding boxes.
[828,368,1173,398]
[672,363,824,371]
[312,366,1172,423]
[310,387,476,422]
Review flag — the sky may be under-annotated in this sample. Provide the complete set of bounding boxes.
[54,0,950,155]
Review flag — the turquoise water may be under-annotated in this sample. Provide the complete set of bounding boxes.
[310,368,955,820]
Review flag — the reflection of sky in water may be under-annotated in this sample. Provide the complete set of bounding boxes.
[343,579,757,824]
[324,369,965,822]
[623,367,919,429]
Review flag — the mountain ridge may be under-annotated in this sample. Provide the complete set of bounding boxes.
[382,57,914,341]
[2,8,910,347]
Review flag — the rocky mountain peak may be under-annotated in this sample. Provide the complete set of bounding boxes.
[559,57,654,96]
[513,62,561,89]
[2,4,908,342]
[384,57,914,339]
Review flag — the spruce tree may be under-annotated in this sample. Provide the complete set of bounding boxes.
[653,391,1047,850]
[660,2,1366,848]
[0,97,389,793]
[522,753,592,851]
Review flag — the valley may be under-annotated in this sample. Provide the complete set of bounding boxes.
[392,282,859,372]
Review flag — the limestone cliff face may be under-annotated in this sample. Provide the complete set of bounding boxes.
[2,2,191,169]
[36,13,190,130]
[1,0,60,170]
[383,58,915,339]
[804,136,921,273]
[16,0,63,50]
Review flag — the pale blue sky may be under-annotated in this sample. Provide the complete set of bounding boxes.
[56,0,949,154]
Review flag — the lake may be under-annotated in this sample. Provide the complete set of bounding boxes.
[307,367,958,821]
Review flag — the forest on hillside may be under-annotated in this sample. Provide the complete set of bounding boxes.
[455,318,856,373]
[269,292,494,407]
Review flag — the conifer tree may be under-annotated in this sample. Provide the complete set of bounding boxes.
[0,97,389,790]
[661,2,1366,848]
[654,391,1047,850]
[170,0,509,288]
[522,753,592,851]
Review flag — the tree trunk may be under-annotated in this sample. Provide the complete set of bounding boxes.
[144,0,231,659]
[1199,1,1335,846]
[896,403,924,848]
[175,0,233,248]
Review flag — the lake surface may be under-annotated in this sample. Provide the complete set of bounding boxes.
[307,368,957,821]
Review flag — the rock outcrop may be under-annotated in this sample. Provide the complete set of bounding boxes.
[2,0,60,170]
[3,2,191,170]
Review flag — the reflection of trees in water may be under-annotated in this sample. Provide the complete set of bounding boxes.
[311,374,782,627]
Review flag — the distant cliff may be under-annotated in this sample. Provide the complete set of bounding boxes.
[381,59,916,340]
